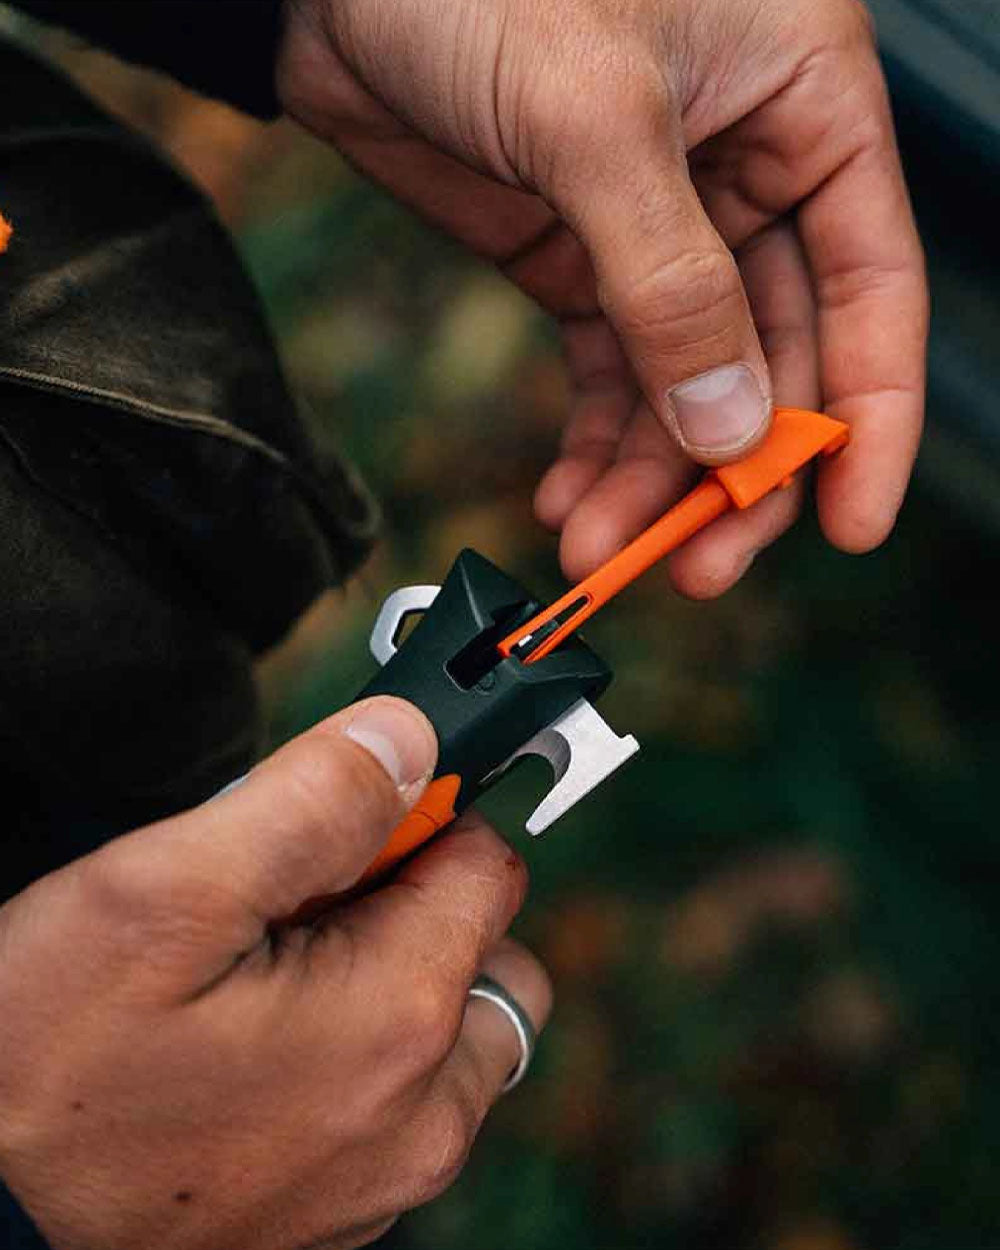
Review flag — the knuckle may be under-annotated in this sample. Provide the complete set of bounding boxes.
[804,0,876,51]
[470,835,530,925]
[75,841,165,925]
[74,845,136,916]
[73,845,226,962]
[612,245,744,348]
[851,97,893,154]
[819,259,927,313]
[505,846,530,913]
[839,0,878,46]
[455,822,530,916]
[397,969,463,1072]
[410,1098,478,1201]
[585,52,665,126]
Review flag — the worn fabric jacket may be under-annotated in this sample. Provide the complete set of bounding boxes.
[0,12,373,1243]
[13,0,285,117]
[0,33,375,895]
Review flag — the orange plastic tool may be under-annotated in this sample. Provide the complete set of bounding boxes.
[355,774,462,889]
[499,408,849,664]
[353,408,848,890]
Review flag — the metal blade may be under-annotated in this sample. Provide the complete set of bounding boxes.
[369,586,440,665]
[489,698,639,835]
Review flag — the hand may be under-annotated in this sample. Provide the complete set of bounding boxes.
[278,0,927,597]
[0,698,550,1250]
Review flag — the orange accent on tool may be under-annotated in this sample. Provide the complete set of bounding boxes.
[499,408,850,665]
[355,773,462,887]
[711,407,849,506]
[0,213,12,255]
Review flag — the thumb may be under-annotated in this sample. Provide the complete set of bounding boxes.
[70,697,438,981]
[559,94,772,464]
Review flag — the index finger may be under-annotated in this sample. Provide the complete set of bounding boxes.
[799,51,929,552]
[332,814,529,1036]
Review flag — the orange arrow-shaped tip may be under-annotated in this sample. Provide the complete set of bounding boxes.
[712,408,850,510]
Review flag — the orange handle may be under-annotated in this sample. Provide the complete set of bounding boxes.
[499,479,730,663]
[499,408,850,664]
[355,774,463,889]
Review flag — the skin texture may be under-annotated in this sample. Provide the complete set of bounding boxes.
[0,698,551,1250]
[278,0,928,599]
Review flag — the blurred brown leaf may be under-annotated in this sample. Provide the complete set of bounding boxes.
[769,1220,861,1250]
[540,894,631,981]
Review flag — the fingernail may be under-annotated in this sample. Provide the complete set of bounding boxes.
[344,699,437,791]
[667,364,770,457]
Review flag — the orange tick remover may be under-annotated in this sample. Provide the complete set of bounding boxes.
[500,407,849,664]
[351,407,849,887]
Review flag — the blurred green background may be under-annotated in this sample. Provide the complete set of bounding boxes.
[21,11,1000,1250]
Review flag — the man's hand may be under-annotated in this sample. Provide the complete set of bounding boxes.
[278,0,927,597]
[0,698,550,1250]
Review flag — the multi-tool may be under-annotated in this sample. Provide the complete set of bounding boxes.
[355,408,850,887]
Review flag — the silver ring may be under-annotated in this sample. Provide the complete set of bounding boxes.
[467,974,536,1093]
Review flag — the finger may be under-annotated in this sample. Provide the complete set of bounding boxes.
[534,317,636,531]
[739,221,821,410]
[438,937,553,1113]
[557,219,822,589]
[534,423,617,535]
[359,941,549,1218]
[555,77,772,465]
[799,56,928,553]
[668,480,806,599]
[557,399,694,580]
[86,697,437,973]
[669,220,821,597]
[332,814,529,1068]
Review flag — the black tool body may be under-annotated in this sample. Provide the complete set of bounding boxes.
[358,548,611,813]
